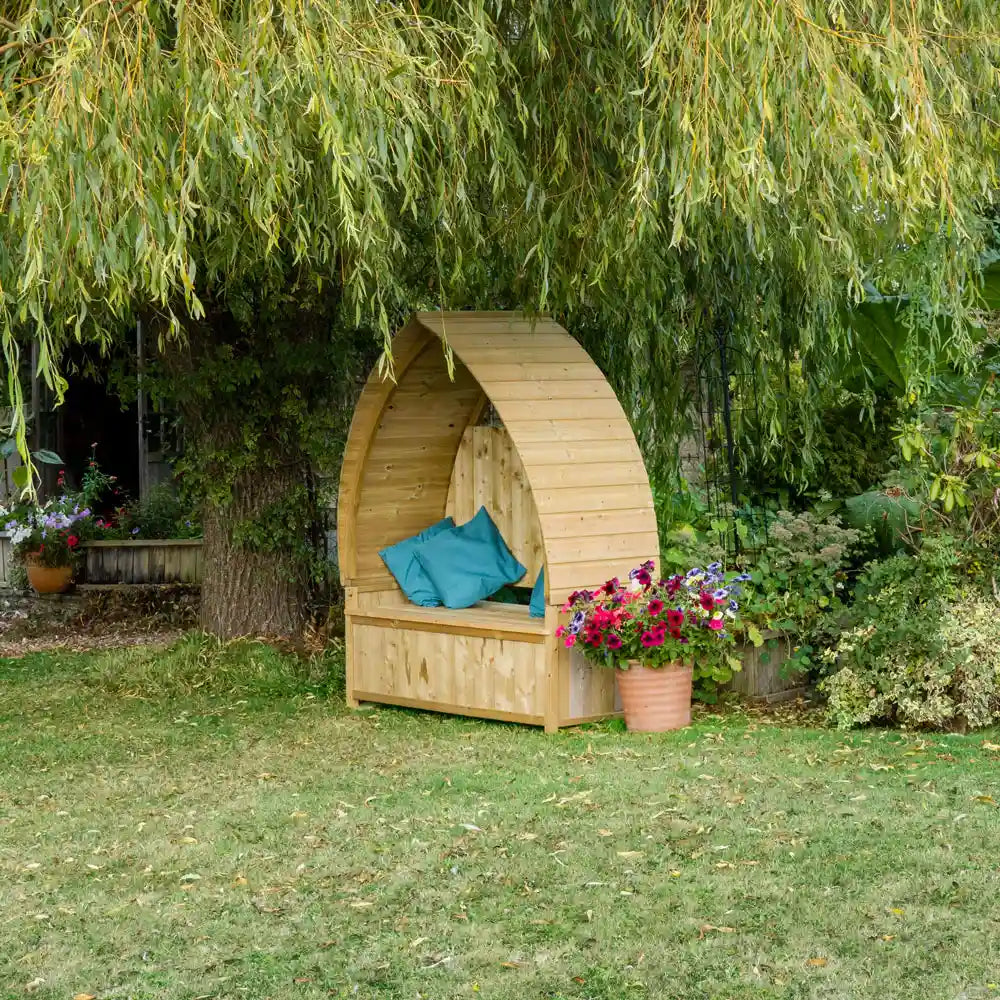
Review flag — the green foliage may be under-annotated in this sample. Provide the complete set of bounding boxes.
[97,482,201,541]
[842,490,922,553]
[735,366,896,502]
[890,377,1000,544]
[822,537,1000,730]
[655,486,864,672]
[741,510,862,637]
[2,2,1000,462]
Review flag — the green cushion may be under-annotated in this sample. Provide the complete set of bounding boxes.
[378,516,454,607]
[529,568,545,618]
[413,506,526,610]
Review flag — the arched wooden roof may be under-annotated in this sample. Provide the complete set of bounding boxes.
[338,312,659,605]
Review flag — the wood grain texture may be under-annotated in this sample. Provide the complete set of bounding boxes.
[350,621,546,717]
[337,311,658,730]
[81,540,203,585]
[445,426,545,583]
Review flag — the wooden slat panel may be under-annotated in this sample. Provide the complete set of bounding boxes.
[350,600,546,634]
[445,426,544,582]
[450,428,476,522]
[467,363,598,382]
[532,484,654,514]
[539,509,659,539]
[566,646,621,721]
[488,380,617,401]
[350,621,548,719]
[352,343,483,582]
[445,333,580,349]
[449,346,590,365]
[547,532,660,565]
[482,399,626,422]
[547,556,658,597]
[526,462,650,490]
[501,419,636,442]
[517,440,643,466]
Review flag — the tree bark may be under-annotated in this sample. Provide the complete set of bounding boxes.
[199,460,310,639]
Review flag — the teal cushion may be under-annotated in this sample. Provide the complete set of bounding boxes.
[413,506,526,610]
[529,569,545,618]
[378,516,455,607]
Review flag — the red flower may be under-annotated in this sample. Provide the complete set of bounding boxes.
[669,627,681,639]
[606,634,623,650]
[640,630,663,648]
[67,535,79,548]
[666,609,684,628]
[647,598,664,616]
[602,577,620,595]
[707,618,724,631]
[636,569,652,587]
[700,592,715,611]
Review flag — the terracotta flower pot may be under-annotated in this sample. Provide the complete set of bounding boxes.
[25,560,74,595]
[615,661,693,732]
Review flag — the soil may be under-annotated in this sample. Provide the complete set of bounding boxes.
[0,585,199,657]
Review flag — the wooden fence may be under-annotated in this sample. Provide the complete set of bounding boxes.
[0,534,203,587]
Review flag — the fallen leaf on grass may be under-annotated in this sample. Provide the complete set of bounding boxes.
[597,829,613,837]
[24,979,45,992]
[974,795,996,805]
[982,742,1000,752]
[617,851,644,859]
[293,977,312,984]
[499,962,524,969]
[698,924,735,939]
[806,958,828,968]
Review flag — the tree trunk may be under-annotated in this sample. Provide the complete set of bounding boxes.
[200,461,310,639]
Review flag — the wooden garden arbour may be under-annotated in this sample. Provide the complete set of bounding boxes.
[338,312,659,731]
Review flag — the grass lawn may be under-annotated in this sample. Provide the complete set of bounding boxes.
[2,637,1000,1000]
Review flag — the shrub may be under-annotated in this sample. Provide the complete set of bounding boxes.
[97,482,201,540]
[821,537,1000,730]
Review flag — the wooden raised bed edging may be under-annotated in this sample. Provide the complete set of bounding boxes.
[728,630,809,703]
[81,539,203,585]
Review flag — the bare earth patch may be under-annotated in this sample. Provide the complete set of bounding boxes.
[0,584,198,658]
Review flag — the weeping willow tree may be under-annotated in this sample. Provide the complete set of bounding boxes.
[2,2,999,636]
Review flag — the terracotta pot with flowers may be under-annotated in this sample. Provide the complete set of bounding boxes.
[556,560,746,732]
[2,485,94,594]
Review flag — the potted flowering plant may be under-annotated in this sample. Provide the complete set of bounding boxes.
[557,560,745,731]
[2,491,94,594]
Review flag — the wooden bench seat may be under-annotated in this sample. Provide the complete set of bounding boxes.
[348,599,547,643]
